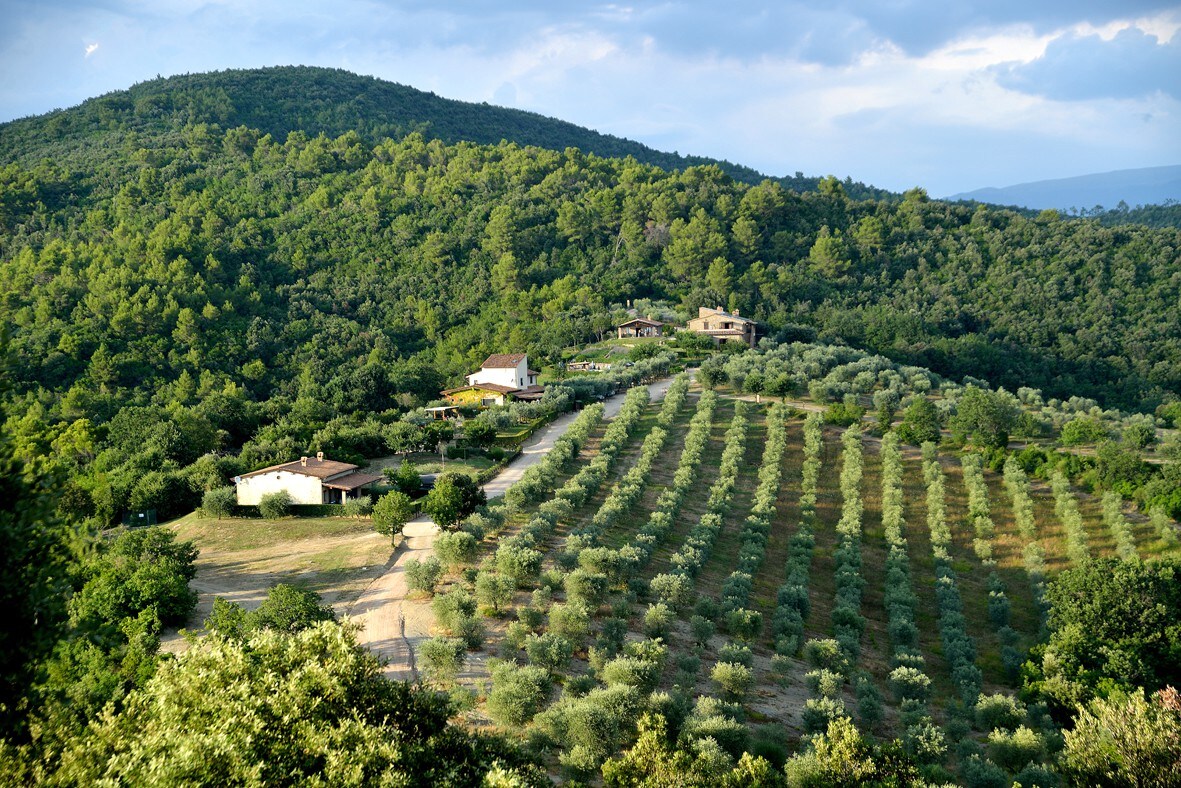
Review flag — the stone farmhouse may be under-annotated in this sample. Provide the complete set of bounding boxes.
[686,306,757,347]
[235,452,382,506]
[441,353,545,407]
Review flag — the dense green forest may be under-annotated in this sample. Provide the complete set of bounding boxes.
[0,66,893,200]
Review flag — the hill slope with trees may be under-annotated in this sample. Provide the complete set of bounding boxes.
[0,65,893,200]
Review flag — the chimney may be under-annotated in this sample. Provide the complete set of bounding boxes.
[300,456,308,466]
[316,451,324,461]
[733,309,740,317]
[716,305,723,312]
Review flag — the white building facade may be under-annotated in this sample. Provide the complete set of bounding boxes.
[235,453,382,506]
[467,353,538,391]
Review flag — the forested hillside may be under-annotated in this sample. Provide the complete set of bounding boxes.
[2,88,1179,429]
[0,66,892,199]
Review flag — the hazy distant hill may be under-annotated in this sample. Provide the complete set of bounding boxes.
[947,165,1181,211]
[0,65,894,200]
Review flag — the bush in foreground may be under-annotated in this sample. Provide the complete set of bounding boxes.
[30,621,543,785]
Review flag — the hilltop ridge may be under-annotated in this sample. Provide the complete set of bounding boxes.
[0,65,895,200]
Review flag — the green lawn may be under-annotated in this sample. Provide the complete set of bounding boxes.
[170,512,376,553]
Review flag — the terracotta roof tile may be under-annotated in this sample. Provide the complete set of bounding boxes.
[481,353,527,368]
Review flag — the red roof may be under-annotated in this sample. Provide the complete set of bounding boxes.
[481,353,527,368]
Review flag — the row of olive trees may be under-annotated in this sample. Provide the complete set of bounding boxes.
[831,426,866,662]
[430,402,608,573]
[879,432,943,757]
[451,384,684,760]
[490,386,657,595]
[771,413,823,660]
[1050,469,1091,565]
[570,375,691,547]
[665,401,750,581]
[639,392,722,608]
[571,388,718,616]
[961,454,1025,679]
[424,388,654,658]
[1151,506,1179,547]
[503,402,605,509]
[797,426,869,737]
[540,399,779,774]
[718,403,789,628]
[1101,491,1139,561]
[530,376,694,640]
[922,443,983,707]
[637,390,717,579]
[520,389,730,775]
[1001,457,1050,625]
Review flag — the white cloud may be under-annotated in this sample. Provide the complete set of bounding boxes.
[84,42,99,57]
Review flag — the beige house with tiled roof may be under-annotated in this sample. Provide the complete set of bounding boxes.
[686,306,757,347]
[443,353,545,407]
[234,452,382,506]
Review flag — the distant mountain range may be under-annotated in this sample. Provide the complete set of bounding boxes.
[946,165,1181,211]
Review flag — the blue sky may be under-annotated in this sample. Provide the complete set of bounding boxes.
[1,1,1178,196]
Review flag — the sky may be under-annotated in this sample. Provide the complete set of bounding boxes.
[0,1,1179,196]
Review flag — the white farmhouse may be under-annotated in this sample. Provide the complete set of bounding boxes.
[442,353,545,407]
[235,452,382,506]
[466,353,539,390]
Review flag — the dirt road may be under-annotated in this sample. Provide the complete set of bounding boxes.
[349,374,683,678]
